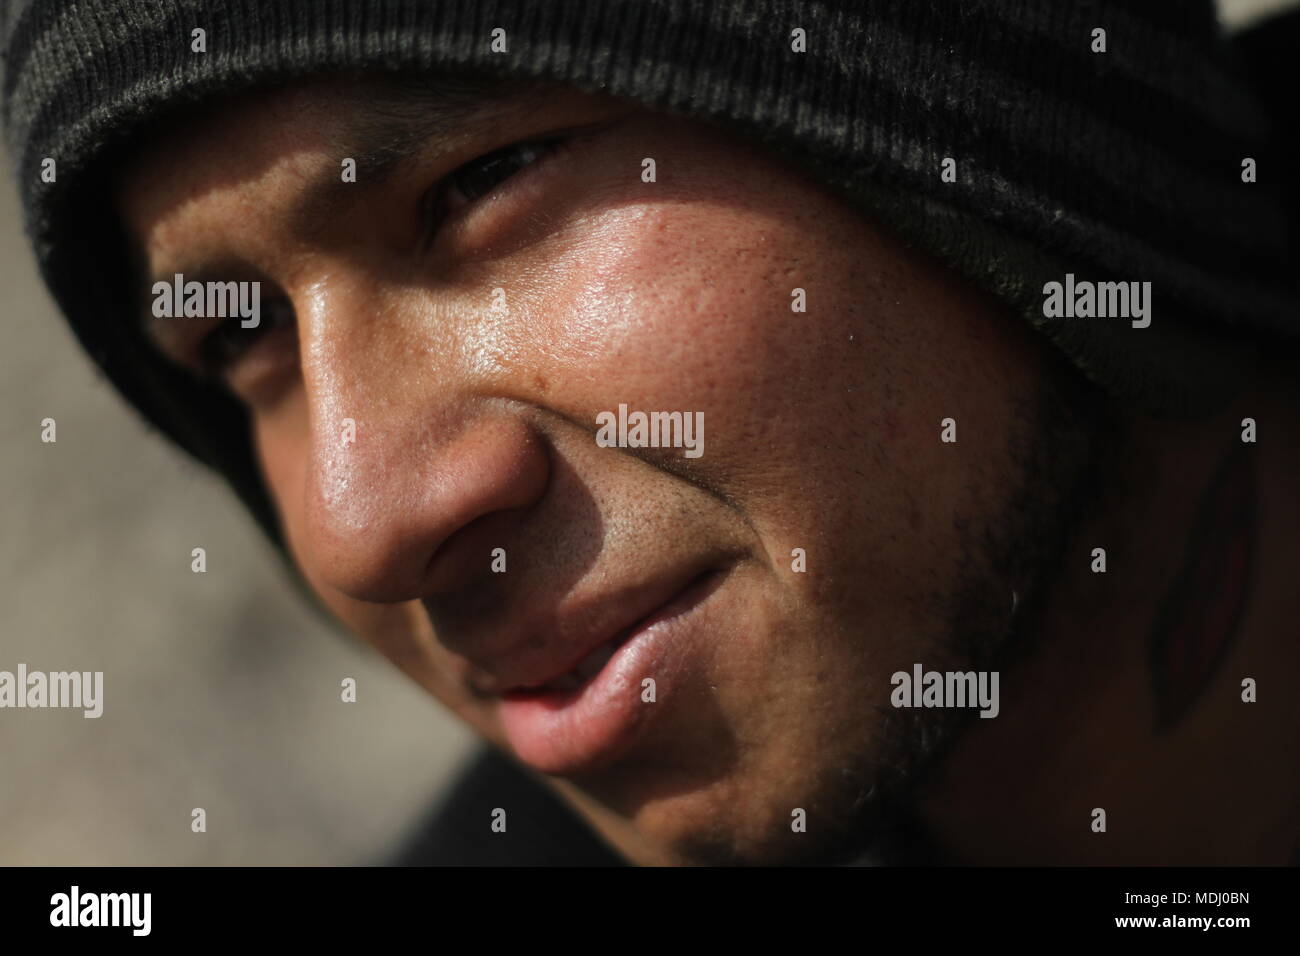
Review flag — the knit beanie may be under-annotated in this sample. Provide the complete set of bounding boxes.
[2,0,1296,550]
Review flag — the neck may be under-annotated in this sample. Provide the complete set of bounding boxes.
[917,362,1300,864]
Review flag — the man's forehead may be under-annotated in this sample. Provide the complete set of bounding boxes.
[115,97,339,289]
[116,83,342,251]
[119,73,515,215]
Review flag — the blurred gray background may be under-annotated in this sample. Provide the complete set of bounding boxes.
[0,148,473,863]
[0,0,1291,865]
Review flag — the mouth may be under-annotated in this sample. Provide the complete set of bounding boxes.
[495,563,731,775]
[500,567,719,699]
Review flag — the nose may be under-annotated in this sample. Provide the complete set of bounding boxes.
[296,281,550,605]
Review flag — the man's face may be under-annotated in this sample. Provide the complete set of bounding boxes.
[119,74,1070,864]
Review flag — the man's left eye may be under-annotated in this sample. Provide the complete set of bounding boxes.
[422,137,562,235]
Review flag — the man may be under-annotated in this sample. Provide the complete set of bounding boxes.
[3,1,1297,866]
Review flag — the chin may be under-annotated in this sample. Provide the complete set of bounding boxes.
[575,738,888,866]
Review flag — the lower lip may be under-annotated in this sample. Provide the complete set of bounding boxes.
[497,568,726,775]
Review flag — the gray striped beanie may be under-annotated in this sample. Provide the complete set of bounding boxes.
[2,0,1295,547]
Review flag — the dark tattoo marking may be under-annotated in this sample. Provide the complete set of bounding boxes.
[1149,444,1255,731]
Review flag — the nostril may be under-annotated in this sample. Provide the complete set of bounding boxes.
[305,408,550,605]
[423,507,527,595]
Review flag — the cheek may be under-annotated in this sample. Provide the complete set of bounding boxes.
[516,190,943,517]
[525,199,856,444]
[514,176,1044,625]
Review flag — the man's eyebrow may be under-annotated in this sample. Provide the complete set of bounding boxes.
[137,74,540,343]
[286,73,531,241]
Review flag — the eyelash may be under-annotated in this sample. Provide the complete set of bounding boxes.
[420,135,567,239]
[196,298,296,380]
[192,135,569,381]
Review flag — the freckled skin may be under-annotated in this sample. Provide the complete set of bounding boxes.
[116,76,1300,864]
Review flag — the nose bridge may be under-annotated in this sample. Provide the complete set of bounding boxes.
[299,278,412,531]
[293,273,549,604]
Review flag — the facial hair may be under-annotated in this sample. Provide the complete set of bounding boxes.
[818,354,1120,867]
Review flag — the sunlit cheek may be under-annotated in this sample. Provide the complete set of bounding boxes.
[455,289,526,376]
[523,210,665,365]
[531,205,787,382]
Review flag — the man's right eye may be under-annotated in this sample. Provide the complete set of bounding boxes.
[197,298,296,380]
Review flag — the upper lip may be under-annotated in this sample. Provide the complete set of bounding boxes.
[461,560,724,696]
